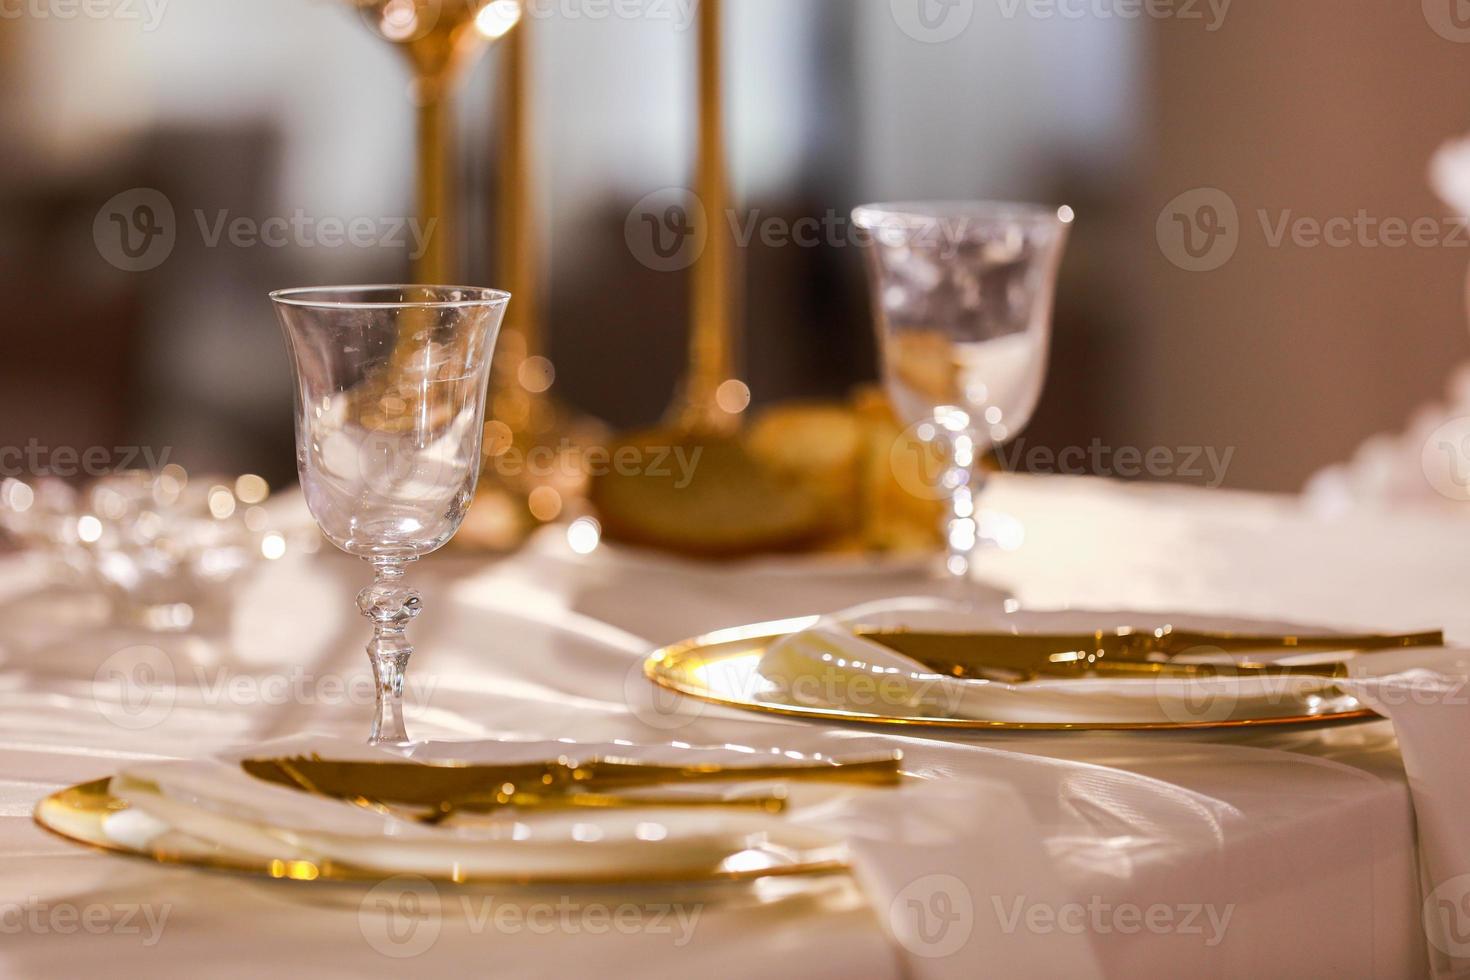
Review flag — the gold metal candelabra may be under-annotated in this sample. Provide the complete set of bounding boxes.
[349,0,522,283]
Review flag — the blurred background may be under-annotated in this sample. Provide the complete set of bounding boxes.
[5,0,1470,493]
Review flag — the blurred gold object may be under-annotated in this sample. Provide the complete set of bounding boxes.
[242,752,902,803]
[591,0,842,557]
[748,389,947,555]
[348,0,522,282]
[643,618,1391,732]
[461,15,607,551]
[591,431,833,558]
[861,626,1442,684]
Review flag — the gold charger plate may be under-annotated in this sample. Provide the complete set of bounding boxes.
[34,779,847,886]
[644,616,1381,732]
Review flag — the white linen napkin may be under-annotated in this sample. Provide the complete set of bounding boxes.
[105,734,1105,979]
[1333,652,1470,979]
[758,599,1352,725]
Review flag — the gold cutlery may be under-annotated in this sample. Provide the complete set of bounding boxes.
[241,752,902,823]
[860,627,1442,683]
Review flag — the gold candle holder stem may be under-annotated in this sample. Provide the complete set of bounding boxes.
[414,87,455,284]
[676,0,740,435]
[496,18,540,354]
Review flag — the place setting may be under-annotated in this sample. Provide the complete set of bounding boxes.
[11,2,1470,978]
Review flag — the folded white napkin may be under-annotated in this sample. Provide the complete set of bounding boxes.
[1334,652,1470,980]
[106,734,1105,979]
[759,599,1354,725]
[108,736,841,880]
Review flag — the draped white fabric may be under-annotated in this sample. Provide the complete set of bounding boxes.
[2,474,1466,977]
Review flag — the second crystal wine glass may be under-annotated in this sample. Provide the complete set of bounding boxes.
[273,285,508,744]
[853,202,1071,590]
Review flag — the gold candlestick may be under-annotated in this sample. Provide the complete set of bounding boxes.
[673,0,742,435]
[590,0,841,558]
[349,0,522,282]
[460,11,608,551]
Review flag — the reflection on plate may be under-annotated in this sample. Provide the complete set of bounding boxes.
[644,612,1383,732]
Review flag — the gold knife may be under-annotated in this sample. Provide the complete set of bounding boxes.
[858,627,1441,682]
[242,752,902,818]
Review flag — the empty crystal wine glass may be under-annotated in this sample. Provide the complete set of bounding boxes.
[272,285,508,744]
[853,202,1072,590]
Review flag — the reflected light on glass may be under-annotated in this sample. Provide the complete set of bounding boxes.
[475,0,522,39]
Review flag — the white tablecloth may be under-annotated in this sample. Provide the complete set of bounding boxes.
[2,475,1466,978]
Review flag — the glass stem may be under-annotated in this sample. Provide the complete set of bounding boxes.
[357,558,422,745]
[942,431,985,598]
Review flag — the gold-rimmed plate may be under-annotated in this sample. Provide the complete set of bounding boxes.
[644,613,1398,732]
[34,778,849,887]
